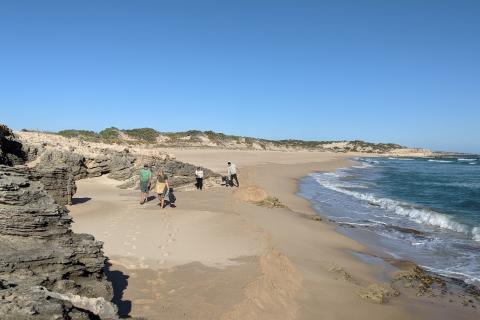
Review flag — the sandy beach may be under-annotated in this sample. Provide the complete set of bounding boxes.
[69,150,478,320]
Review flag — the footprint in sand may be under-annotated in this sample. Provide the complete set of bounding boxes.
[163,252,169,257]
[132,245,137,250]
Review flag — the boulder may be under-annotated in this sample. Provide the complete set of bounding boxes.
[39,149,88,180]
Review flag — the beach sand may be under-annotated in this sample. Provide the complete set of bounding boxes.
[69,150,477,320]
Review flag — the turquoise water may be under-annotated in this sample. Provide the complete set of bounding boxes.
[299,156,480,284]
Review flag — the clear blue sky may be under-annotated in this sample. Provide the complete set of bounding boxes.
[1,1,479,152]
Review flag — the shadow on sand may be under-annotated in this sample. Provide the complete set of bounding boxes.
[146,195,156,202]
[104,261,131,318]
[72,197,92,205]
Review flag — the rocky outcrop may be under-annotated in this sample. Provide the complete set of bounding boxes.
[0,124,26,165]
[35,147,219,190]
[0,165,117,319]
[38,149,88,180]
[37,149,137,182]
[33,165,77,206]
[117,159,219,190]
[163,160,217,186]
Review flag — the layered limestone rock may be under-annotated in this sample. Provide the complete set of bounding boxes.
[38,149,88,180]
[34,146,219,190]
[33,165,77,206]
[0,165,117,319]
[0,124,117,319]
[37,149,137,181]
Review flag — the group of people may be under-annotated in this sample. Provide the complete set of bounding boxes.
[139,161,239,208]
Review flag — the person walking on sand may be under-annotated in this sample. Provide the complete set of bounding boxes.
[155,169,170,209]
[227,162,239,187]
[195,167,204,190]
[139,164,152,204]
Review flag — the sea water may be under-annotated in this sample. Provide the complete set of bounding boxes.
[299,156,480,284]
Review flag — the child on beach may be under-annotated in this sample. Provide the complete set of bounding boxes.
[155,169,169,209]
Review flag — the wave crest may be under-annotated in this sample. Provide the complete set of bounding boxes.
[312,173,476,239]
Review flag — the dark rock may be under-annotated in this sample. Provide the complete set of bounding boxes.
[162,160,218,187]
[106,153,136,181]
[0,125,117,318]
[39,150,88,180]
[0,124,26,165]
[21,143,45,162]
[0,165,117,319]
[33,165,77,206]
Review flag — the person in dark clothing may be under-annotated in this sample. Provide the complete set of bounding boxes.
[195,167,204,190]
[227,162,239,187]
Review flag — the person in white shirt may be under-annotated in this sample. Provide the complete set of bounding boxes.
[195,167,204,190]
[227,162,239,187]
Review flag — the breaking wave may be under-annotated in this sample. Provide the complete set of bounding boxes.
[312,174,479,240]
[428,159,453,163]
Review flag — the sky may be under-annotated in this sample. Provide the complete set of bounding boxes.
[0,1,479,153]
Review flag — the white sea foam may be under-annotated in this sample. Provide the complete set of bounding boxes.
[388,157,414,161]
[312,173,474,238]
[428,159,453,163]
[458,158,477,161]
[420,266,480,285]
[472,227,480,242]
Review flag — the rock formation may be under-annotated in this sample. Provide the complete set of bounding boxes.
[117,159,219,190]
[38,149,88,180]
[33,165,77,206]
[32,143,219,190]
[0,124,117,319]
[0,124,26,165]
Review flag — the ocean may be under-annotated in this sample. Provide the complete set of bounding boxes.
[299,155,480,285]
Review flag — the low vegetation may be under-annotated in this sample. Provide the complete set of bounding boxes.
[99,127,120,140]
[29,127,405,152]
[122,128,158,143]
[57,130,101,141]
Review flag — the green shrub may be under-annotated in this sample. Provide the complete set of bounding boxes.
[57,130,100,140]
[99,127,120,140]
[122,128,158,143]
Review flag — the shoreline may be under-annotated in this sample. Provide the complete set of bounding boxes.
[292,159,480,308]
[68,150,479,319]
[298,157,480,286]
